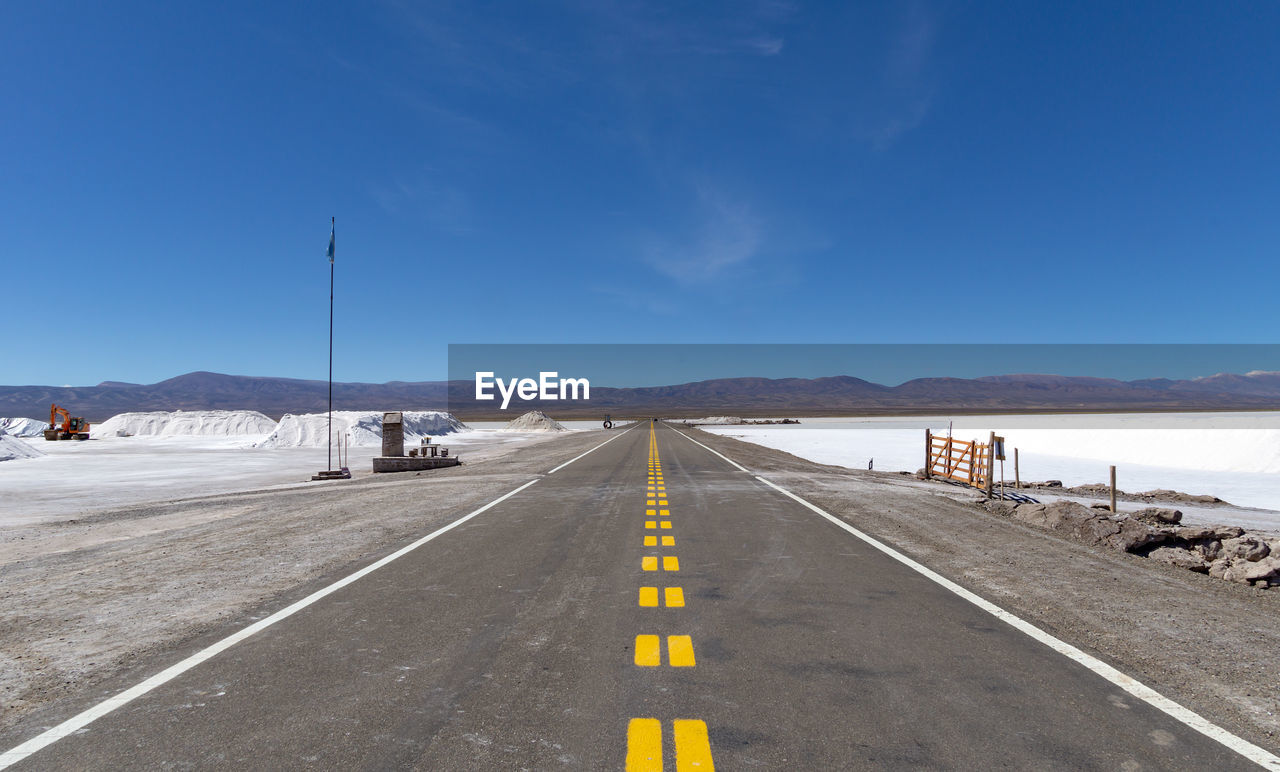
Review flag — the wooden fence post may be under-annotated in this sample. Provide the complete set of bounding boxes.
[924,429,932,479]
[1014,448,1020,489]
[1110,465,1117,513]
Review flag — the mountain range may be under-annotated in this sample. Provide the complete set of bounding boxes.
[2,370,1279,421]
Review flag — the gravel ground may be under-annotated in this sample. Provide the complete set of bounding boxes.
[2,424,1276,757]
[679,426,1279,754]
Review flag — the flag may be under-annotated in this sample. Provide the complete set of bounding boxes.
[327,219,335,263]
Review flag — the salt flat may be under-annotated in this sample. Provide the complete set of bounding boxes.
[701,412,1280,525]
[0,427,583,526]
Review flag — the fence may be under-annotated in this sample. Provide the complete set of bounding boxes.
[924,430,994,493]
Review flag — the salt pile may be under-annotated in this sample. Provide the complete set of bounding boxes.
[500,411,567,433]
[0,417,48,437]
[255,411,468,448]
[0,432,44,462]
[94,410,279,438]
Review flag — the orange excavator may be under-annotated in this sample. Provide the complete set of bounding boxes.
[44,403,91,441]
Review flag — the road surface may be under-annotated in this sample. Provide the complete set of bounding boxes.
[1,422,1265,769]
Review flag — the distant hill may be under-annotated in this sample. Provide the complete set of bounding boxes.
[0,372,449,421]
[1,370,1277,421]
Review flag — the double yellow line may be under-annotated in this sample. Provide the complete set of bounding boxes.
[627,422,715,770]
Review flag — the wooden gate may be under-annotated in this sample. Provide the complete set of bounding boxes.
[925,430,993,493]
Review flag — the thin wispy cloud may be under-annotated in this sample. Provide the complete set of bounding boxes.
[645,186,763,284]
[871,2,942,148]
[369,171,473,235]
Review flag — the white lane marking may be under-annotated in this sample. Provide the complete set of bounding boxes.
[669,427,750,472]
[547,423,639,474]
[753,475,1280,770]
[0,478,541,770]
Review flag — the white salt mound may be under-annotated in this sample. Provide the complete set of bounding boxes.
[0,417,49,437]
[0,432,44,462]
[255,411,468,448]
[500,411,567,433]
[700,416,743,425]
[94,410,278,438]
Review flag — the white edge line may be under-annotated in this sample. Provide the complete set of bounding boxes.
[752,474,1279,770]
[547,422,638,474]
[0,477,542,770]
[669,426,750,472]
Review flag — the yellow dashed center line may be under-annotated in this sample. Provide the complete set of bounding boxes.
[630,422,714,769]
[673,719,715,769]
[626,719,663,772]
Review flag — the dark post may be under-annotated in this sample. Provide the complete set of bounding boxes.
[327,216,334,472]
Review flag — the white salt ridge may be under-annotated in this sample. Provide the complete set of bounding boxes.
[256,411,468,448]
[500,411,567,433]
[94,410,278,438]
[0,432,44,462]
[0,417,49,437]
[698,416,744,425]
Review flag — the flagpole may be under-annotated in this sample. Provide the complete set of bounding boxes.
[327,216,334,472]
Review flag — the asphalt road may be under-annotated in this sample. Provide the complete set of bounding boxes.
[4,422,1260,769]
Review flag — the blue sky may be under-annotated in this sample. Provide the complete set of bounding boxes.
[4,2,1279,386]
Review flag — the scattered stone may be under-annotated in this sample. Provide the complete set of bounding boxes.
[1136,489,1225,505]
[1089,502,1112,510]
[965,487,1266,588]
[1131,507,1183,525]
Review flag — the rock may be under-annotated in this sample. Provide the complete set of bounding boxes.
[1089,502,1112,510]
[1042,501,1096,528]
[1033,480,1063,488]
[1207,525,1245,540]
[1176,526,1216,540]
[985,501,1017,516]
[1078,516,1122,546]
[1131,507,1183,525]
[1238,556,1280,582]
[1147,546,1208,573]
[1012,503,1048,527]
[1197,540,1223,561]
[1108,518,1162,553]
[1221,536,1270,562]
[1208,559,1232,579]
[1136,489,1225,505]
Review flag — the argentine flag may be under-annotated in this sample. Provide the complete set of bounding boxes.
[327,220,335,263]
